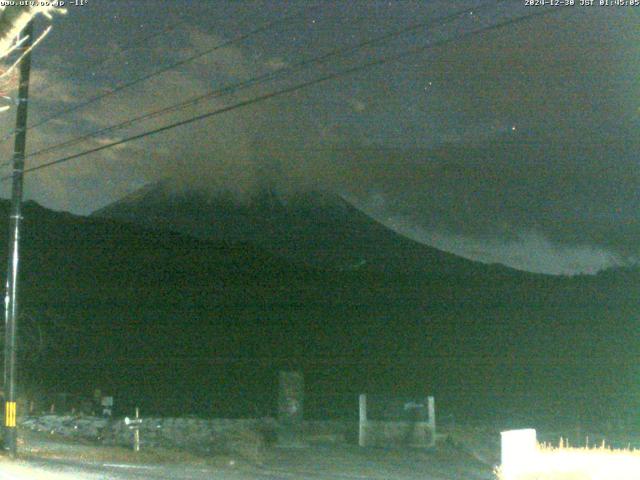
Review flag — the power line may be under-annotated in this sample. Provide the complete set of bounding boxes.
[15,7,562,178]
[8,7,564,180]
[7,20,187,133]
[25,2,501,161]
[0,5,317,146]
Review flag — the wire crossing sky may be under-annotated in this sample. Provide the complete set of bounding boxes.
[23,2,503,163]
[13,7,562,179]
[0,3,319,146]
[0,0,637,276]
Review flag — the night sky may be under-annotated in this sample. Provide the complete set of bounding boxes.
[0,0,638,275]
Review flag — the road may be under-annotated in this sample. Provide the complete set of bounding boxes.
[0,448,494,480]
[0,457,266,480]
[0,432,495,480]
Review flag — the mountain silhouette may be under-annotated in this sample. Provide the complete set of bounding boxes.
[0,198,632,423]
[93,182,515,278]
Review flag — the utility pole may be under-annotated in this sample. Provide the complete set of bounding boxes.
[3,19,34,458]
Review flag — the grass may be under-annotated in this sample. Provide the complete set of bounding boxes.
[495,438,640,480]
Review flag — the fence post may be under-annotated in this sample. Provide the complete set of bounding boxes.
[427,396,436,447]
[359,393,367,447]
[124,407,142,452]
[133,407,140,452]
[277,371,305,447]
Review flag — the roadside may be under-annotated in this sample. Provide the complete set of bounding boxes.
[0,428,495,480]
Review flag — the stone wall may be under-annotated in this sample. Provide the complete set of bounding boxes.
[20,415,277,459]
[20,415,433,455]
[21,414,110,439]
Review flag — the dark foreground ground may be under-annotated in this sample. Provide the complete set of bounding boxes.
[9,422,638,479]
[0,430,495,480]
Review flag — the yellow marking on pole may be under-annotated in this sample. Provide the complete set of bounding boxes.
[5,401,16,427]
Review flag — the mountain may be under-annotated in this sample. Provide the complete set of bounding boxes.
[0,199,635,423]
[91,183,507,276]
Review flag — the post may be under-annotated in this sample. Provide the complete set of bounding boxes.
[3,19,34,458]
[133,407,140,452]
[277,371,305,447]
[358,393,367,447]
[427,396,436,447]
[124,407,142,451]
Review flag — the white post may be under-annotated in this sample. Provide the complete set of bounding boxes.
[427,396,436,447]
[133,407,140,452]
[500,429,537,477]
[359,394,367,447]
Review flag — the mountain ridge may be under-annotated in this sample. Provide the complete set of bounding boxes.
[92,182,529,278]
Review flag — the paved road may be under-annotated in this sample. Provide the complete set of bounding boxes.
[0,449,494,480]
[0,436,495,480]
[0,458,406,480]
[0,457,275,480]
